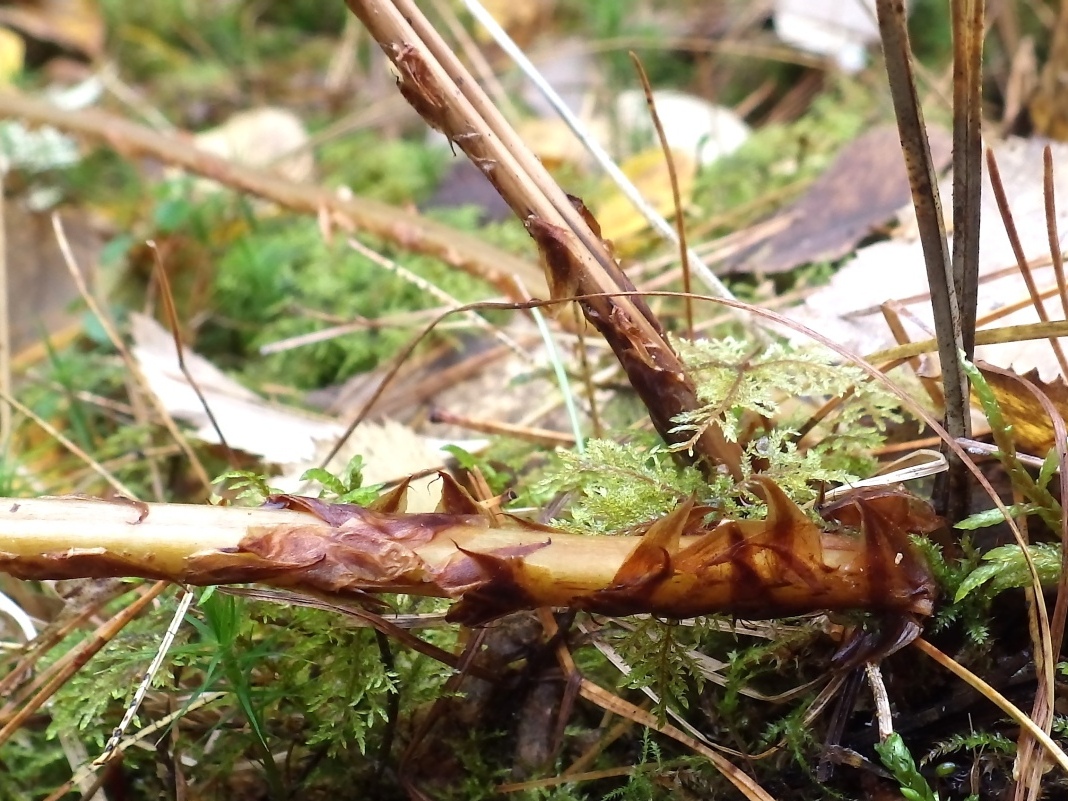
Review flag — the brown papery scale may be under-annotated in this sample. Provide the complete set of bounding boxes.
[0,473,936,625]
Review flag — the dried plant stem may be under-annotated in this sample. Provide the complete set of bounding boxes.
[1044,146,1068,320]
[538,606,774,801]
[0,581,168,747]
[877,0,971,522]
[0,478,936,625]
[0,90,546,302]
[458,0,739,308]
[629,52,694,338]
[343,0,744,479]
[53,214,212,495]
[986,149,1068,378]
[913,637,1068,774]
[866,319,1068,363]
[951,0,984,358]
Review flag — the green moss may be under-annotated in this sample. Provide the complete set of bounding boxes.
[204,213,490,390]
[48,585,457,798]
[674,335,901,502]
[542,438,714,534]
[319,133,450,204]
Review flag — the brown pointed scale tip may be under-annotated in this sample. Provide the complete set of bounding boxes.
[0,476,938,625]
[245,474,940,623]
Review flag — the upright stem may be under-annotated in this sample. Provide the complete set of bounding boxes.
[343,0,744,479]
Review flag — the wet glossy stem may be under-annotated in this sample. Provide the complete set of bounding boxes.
[0,490,935,625]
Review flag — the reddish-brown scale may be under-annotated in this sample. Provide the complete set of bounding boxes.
[444,545,547,623]
[0,477,939,625]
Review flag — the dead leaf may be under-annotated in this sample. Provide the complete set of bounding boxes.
[182,107,315,189]
[129,314,478,506]
[592,147,696,252]
[979,367,1068,455]
[785,137,1068,383]
[0,0,104,61]
[722,124,952,275]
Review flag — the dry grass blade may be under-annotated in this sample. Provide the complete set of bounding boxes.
[150,242,236,466]
[951,0,984,358]
[980,363,1068,800]
[428,407,575,447]
[629,52,694,338]
[576,680,775,801]
[93,588,195,768]
[52,215,212,495]
[537,609,774,801]
[913,637,1068,774]
[0,385,136,497]
[876,0,971,518]
[1044,145,1068,320]
[458,0,738,306]
[0,581,126,698]
[51,690,228,801]
[0,581,168,748]
[985,149,1068,378]
[867,319,1068,362]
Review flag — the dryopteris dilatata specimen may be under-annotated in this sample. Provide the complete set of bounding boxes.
[0,473,937,624]
[342,0,745,480]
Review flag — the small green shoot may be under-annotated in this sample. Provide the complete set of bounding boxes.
[875,733,940,801]
[954,543,1061,602]
[301,454,380,504]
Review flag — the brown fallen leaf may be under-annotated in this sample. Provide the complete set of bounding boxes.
[722,124,952,275]
[786,137,1068,382]
[978,366,1068,456]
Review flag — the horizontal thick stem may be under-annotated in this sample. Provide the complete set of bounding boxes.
[0,477,938,625]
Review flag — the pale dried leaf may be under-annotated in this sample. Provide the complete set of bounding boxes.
[786,138,1068,383]
[130,314,477,506]
[184,107,315,187]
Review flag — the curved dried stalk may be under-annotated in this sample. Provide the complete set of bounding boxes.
[0,475,937,625]
[0,91,546,302]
